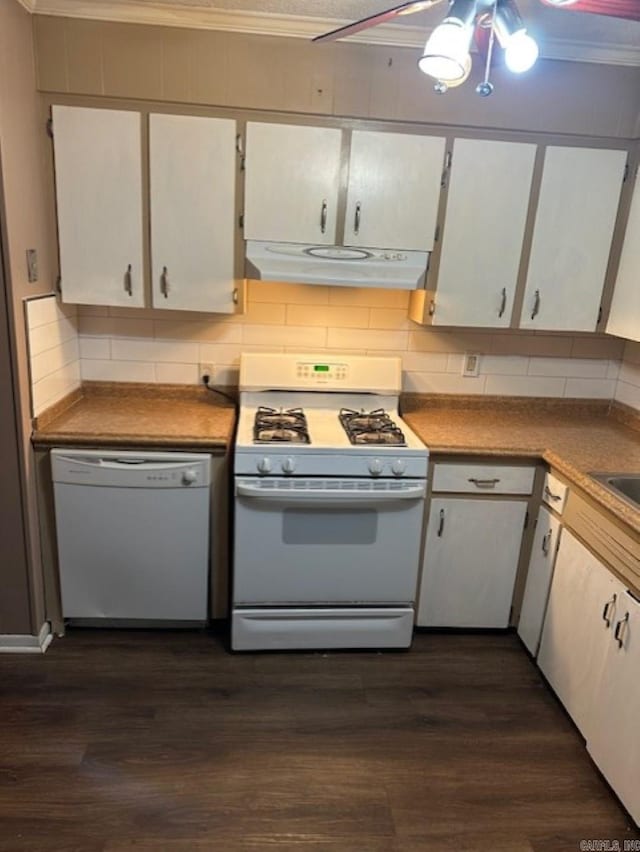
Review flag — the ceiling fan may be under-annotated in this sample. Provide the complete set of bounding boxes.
[312,0,640,96]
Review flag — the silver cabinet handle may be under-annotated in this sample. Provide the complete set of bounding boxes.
[544,486,561,502]
[320,200,328,234]
[498,287,507,318]
[160,266,169,299]
[468,477,500,489]
[531,289,540,321]
[440,150,452,188]
[437,508,445,537]
[354,202,361,235]
[614,612,629,648]
[124,264,133,296]
[235,133,243,155]
[602,594,617,629]
[541,530,552,557]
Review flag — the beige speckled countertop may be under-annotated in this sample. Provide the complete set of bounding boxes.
[402,396,640,535]
[32,382,236,450]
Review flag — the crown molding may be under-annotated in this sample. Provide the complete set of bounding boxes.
[29,0,640,67]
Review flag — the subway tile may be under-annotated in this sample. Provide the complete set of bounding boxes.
[212,365,239,387]
[248,281,330,305]
[571,335,625,360]
[327,327,408,351]
[32,363,81,416]
[606,360,621,381]
[80,359,156,383]
[28,315,78,356]
[241,302,287,325]
[79,316,154,338]
[618,361,640,387]
[155,363,200,385]
[480,355,530,376]
[242,324,327,348]
[490,333,573,357]
[77,304,110,317]
[564,378,617,399]
[403,372,487,395]
[446,353,466,375]
[153,319,242,343]
[286,304,369,329]
[528,357,609,379]
[26,295,61,329]
[111,338,199,364]
[31,337,79,383]
[401,351,449,373]
[328,287,410,309]
[369,308,411,330]
[409,330,491,354]
[79,337,111,360]
[485,375,566,397]
[623,340,640,366]
[615,380,640,411]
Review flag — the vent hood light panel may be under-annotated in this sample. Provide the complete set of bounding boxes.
[245,241,429,290]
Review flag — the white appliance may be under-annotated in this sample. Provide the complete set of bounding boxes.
[233,353,429,651]
[51,449,211,624]
[245,240,429,289]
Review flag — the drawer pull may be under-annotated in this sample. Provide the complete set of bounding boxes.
[614,612,629,649]
[544,486,562,502]
[437,508,445,537]
[468,477,500,489]
[602,594,616,628]
[541,530,552,556]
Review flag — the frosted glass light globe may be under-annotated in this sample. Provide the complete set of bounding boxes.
[505,30,539,73]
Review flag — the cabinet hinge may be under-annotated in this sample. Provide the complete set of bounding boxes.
[524,510,529,530]
[238,213,244,229]
[434,224,440,243]
[428,299,436,317]
[623,161,629,183]
[55,275,62,294]
[46,118,54,139]
[597,305,603,326]
[240,155,245,172]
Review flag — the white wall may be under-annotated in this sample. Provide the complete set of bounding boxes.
[615,340,640,412]
[72,281,624,400]
[25,295,80,416]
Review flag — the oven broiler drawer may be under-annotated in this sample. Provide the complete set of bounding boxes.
[232,607,415,651]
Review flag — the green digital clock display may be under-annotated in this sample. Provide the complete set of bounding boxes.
[314,365,330,372]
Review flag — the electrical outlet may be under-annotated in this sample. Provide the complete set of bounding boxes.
[462,352,480,377]
[200,363,214,383]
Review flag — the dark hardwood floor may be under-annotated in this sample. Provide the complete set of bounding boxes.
[0,630,637,851]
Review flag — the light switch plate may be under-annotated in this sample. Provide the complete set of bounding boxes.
[26,249,38,283]
[462,352,481,377]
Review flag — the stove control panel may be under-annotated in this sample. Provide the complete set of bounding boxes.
[295,361,348,384]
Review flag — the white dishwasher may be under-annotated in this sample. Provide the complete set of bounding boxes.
[51,449,211,624]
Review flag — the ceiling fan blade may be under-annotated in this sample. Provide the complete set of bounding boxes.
[539,0,640,21]
[312,1,444,43]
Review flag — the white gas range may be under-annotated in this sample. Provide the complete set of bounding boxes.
[232,353,429,651]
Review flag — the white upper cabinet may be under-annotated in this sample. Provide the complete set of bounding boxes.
[607,165,640,342]
[433,138,536,327]
[520,146,627,332]
[344,131,445,251]
[52,105,144,307]
[243,122,343,245]
[149,113,237,314]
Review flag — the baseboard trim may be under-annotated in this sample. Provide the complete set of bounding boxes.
[0,622,53,654]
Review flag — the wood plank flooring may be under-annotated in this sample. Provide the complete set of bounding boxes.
[0,630,637,851]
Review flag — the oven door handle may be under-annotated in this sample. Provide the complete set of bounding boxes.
[236,482,426,503]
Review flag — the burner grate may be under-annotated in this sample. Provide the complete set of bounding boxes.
[253,406,310,444]
[339,408,406,446]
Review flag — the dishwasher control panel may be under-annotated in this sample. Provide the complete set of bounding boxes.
[50,449,211,489]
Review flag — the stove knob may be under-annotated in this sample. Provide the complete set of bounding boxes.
[257,457,272,475]
[281,457,296,475]
[368,458,383,477]
[182,469,198,485]
[391,459,406,477]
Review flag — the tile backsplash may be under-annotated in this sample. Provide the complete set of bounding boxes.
[26,284,634,413]
[25,295,80,416]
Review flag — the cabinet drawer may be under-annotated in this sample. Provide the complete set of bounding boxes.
[432,463,535,495]
[542,471,568,514]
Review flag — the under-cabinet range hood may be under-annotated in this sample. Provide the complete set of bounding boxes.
[245,241,429,290]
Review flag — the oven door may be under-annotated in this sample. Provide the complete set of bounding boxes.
[233,477,426,604]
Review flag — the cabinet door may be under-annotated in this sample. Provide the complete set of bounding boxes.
[607,165,640,342]
[538,530,624,738]
[417,497,526,628]
[150,114,237,313]
[587,590,640,826]
[344,131,445,251]
[517,506,561,656]
[243,122,342,245]
[432,138,536,327]
[52,105,144,307]
[520,146,627,332]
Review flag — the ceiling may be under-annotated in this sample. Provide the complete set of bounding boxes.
[22,0,640,66]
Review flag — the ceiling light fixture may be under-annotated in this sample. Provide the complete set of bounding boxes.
[418,0,539,96]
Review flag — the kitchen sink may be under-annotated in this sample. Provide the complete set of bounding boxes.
[591,474,640,509]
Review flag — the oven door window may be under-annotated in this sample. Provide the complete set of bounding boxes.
[283,508,377,546]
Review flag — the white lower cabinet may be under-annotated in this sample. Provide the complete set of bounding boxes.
[417,497,527,628]
[517,506,562,656]
[538,530,625,740]
[587,590,640,825]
